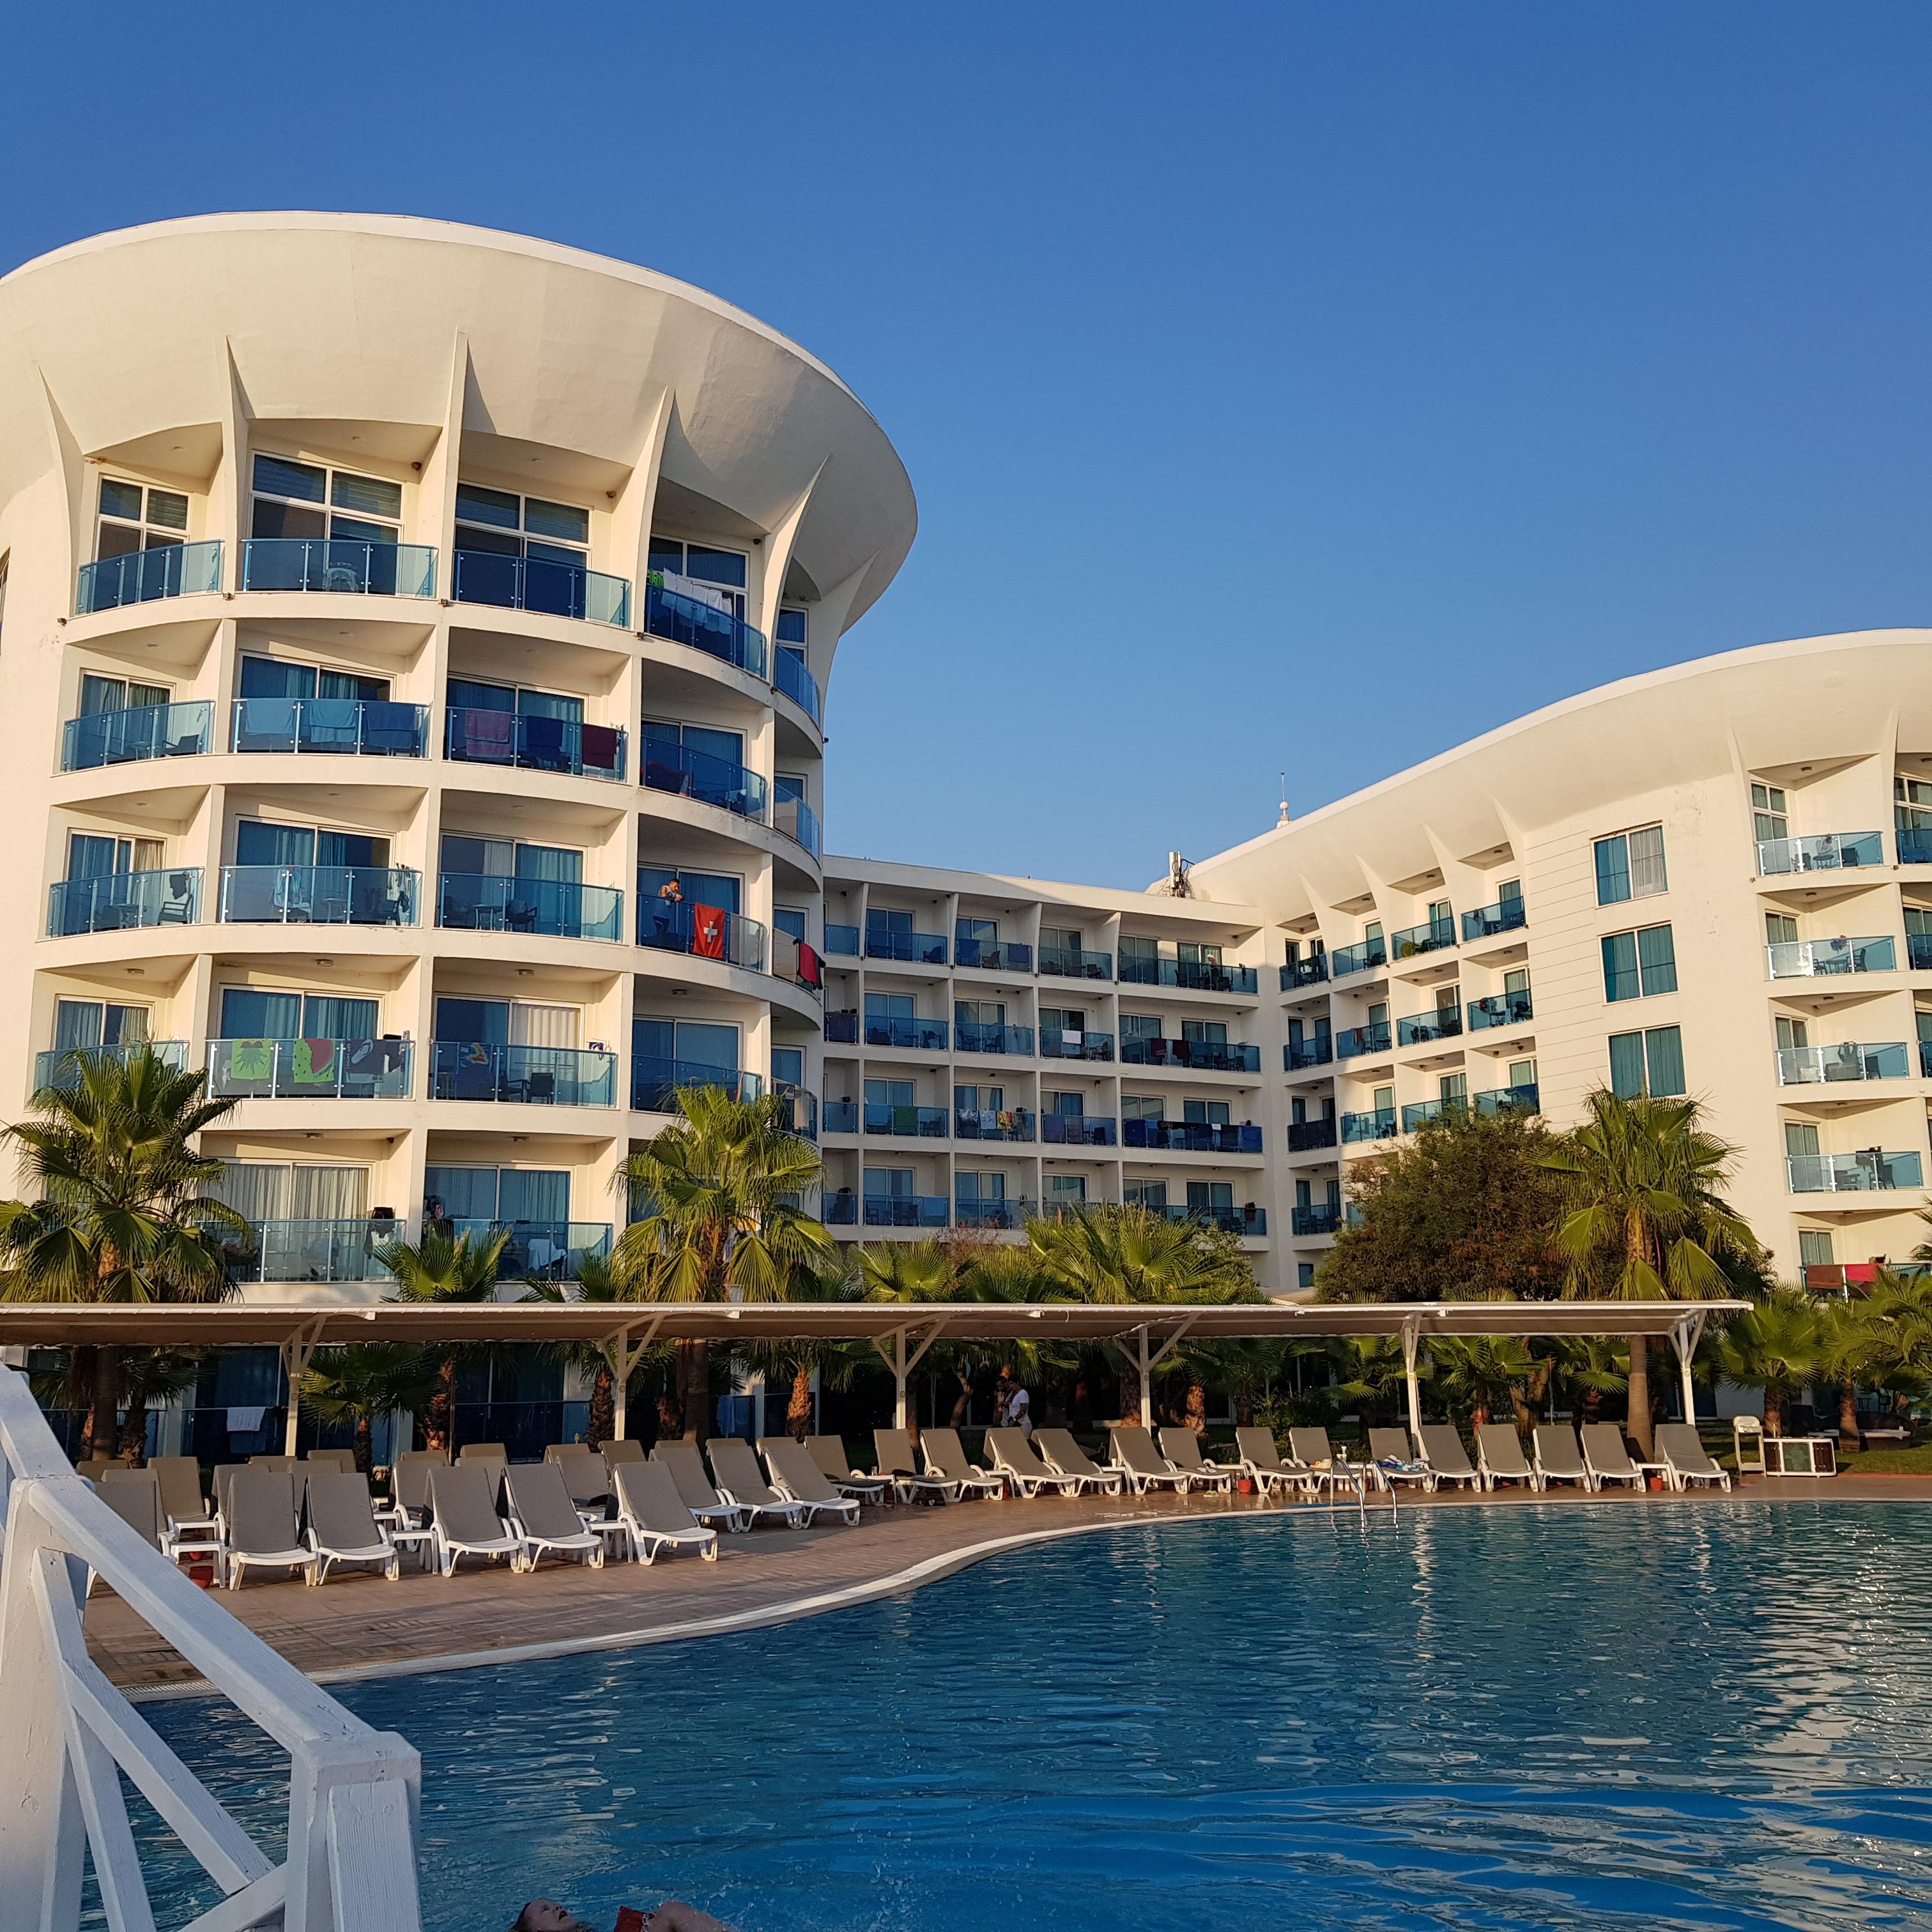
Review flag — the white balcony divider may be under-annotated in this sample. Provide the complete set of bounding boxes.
[0,1365,421,1932]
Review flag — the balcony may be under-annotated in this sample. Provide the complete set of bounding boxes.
[1291,1206,1341,1237]
[76,540,222,614]
[642,580,767,678]
[1758,831,1885,876]
[1400,1097,1465,1133]
[1281,956,1330,991]
[227,1219,402,1287]
[1043,1116,1119,1147]
[1468,991,1533,1031]
[866,928,947,965]
[1123,1119,1261,1153]
[1900,828,1932,866]
[443,873,624,943]
[1788,1150,1924,1194]
[957,938,1032,972]
[1924,1041,1932,1078]
[641,737,765,820]
[452,548,629,628]
[1039,1028,1114,1062]
[1149,1204,1267,1236]
[631,1058,763,1113]
[1774,1042,1912,1086]
[240,538,435,599]
[1913,933,1932,972]
[448,707,626,782]
[774,794,821,859]
[863,1015,949,1050]
[954,1197,1034,1230]
[33,1040,188,1093]
[824,925,860,957]
[1462,898,1528,942]
[957,1021,1034,1055]
[861,1103,949,1137]
[1341,1107,1398,1144]
[1396,1008,1463,1047]
[218,864,420,927]
[825,1010,859,1045]
[1287,1117,1338,1152]
[1118,956,1258,994]
[1119,1038,1260,1072]
[1330,939,1386,979]
[774,650,822,724]
[432,1220,612,1282]
[431,1041,618,1107]
[232,697,429,758]
[1039,946,1112,980]
[831,1195,950,1229]
[1390,916,1457,960]
[1285,1040,1333,1070]
[206,1037,411,1100]
[1337,1021,1393,1061]
[1473,1082,1540,1116]
[48,868,199,937]
[63,700,213,772]
[1767,935,1896,979]
[775,1085,818,1140]
[954,1107,1035,1142]
[634,899,763,967]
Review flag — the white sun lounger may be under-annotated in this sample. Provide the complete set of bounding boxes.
[1579,1423,1645,1491]
[806,1434,893,1505]
[92,1469,165,1593]
[1533,1425,1594,1492]
[602,1438,647,1474]
[1476,1424,1542,1491]
[302,1448,356,1475]
[224,1469,319,1589]
[1656,1423,1733,1493]
[505,1463,607,1569]
[1233,1427,1313,1499]
[919,1427,1006,1499]
[985,1427,1084,1496]
[1107,1426,1190,1494]
[612,1461,719,1564]
[1289,1427,1365,1501]
[305,1471,401,1583]
[150,1455,217,1541]
[544,1443,612,1512]
[758,1438,862,1525]
[429,1463,529,1575]
[1032,1427,1125,1494]
[706,1436,808,1528]
[874,1428,960,1502]
[383,1449,447,1529]
[1158,1427,1236,1493]
[654,1441,753,1531]
[1414,1425,1481,1491]
[1367,1427,1436,1492]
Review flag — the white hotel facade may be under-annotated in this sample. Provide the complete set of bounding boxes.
[0,214,1926,1306]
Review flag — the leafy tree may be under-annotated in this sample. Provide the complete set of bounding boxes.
[1314,1107,1568,1305]
[300,1344,441,1472]
[1710,1288,1825,1434]
[374,1224,512,1452]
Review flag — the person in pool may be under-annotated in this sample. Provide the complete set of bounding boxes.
[512,1902,737,1932]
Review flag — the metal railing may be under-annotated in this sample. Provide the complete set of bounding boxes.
[1039,1028,1115,1061]
[631,1057,763,1113]
[1473,1082,1540,1116]
[773,793,822,857]
[218,864,420,927]
[48,868,199,936]
[1337,1021,1393,1060]
[448,708,626,781]
[865,927,948,964]
[75,539,222,613]
[1147,1203,1267,1236]
[635,898,765,968]
[452,548,629,627]
[642,580,767,677]
[956,1020,1034,1055]
[206,1037,413,1100]
[773,648,822,724]
[953,1197,1033,1230]
[1287,1117,1338,1151]
[441,872,624,942]
[1899,827,1932,866]
[1787,1150,1925,1193]
[1117,956,1259,993]
[1041,1115,1118,1147]
[1468,991,1533,1030]
[34,1040,188,1094]
[428,1219,612,1279]
[1119,1037,1259,1071]
[824,1194,951,1228]
[63,700,213,771]
[1775,1042,1911,1086]
[1039,946,1112,979]
[241,537,436,598]
[1281,955,1330,990]
[1292,1205,1341,1236]
[1400,1097,1464,1133]
[0,1364,423,1931]
[1757,831,1885,875]
[227,1218,405,1284]
[1285,1039,1333,1070]
[1462,898,1527,942]
[1121,1119,1261,1153]
[862,1103,949,1137]
[1341,1107,1399,1143]
[956,938,1032,972]
[862,1015,949,1050]
[1390,916,1456,960]
[1766,935,1896,978]
[1396,1007,1463,1046]
[824,924,860,956]
[429,1041,618,1107]
[1329,938,1386,978]
[954,1108,1035,1142]
[232,697,429,758]
[640,738,765,818]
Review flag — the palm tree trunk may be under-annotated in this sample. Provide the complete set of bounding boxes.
[88,1346,121,1461]
[424,1356,456,1453]
[1185,1383,1207,1434]
[788,1367,813,1441]
[118,1388,148,1466]
[1838,1378,1860,1443]
[1116,1356,1142,1425]
[683,1340,712,1445]
[355,1414,373,1475]
[1764,1386,1786,1436]
[949,1370,972,1430]
[586,1366,614,1451]
[1627,1340,1653,1459]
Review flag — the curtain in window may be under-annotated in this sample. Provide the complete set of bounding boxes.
[435,997,509,1044]
[54,1002,104,1050]
[447,678,517,713]
[315,831,386,870]
[498,1169,569,1223]
[514,843,581,884]
[1607,1031,1647,1099]
[1601,932,1640,1002]
[239,658,318,701]
[220,989,304,1038]
[425,1167,500,1220]
[1644,1026,1686,1097]
[1594,836,1632,905]
[216,1161,292,1221]
[68,835,123,879]
[1628,825,1667,896]
[440,834,513,877]
[516,689,584,723]
[236,822,317,868]
[1637,924,1678,996]
[290,1165,369,1220]
[670,1021,739,1070]
[508,1003,578,1050]
[303,997,378,1041]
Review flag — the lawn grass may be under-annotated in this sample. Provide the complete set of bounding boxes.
[1832,1445,1932,1475]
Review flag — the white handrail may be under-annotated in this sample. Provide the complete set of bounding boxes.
[0,1365,422,1932]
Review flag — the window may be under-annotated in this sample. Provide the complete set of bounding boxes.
[956,999,1006,1027]
[451,677,583,723]
[774,907,808,943]
[95,477,188,562]
[1120,1013,1162,1045]
[424,1166,569,1225]
[1183,1098,1231,1126]
[864,1168,914,1199]
[1896,776,1932,834]
[956,1084,1004,1112]
[1765,912,1799,948]
[634,1018,739,1071]
[1601,924,1677,1001]
[1775,1015,1808,1050]
[458,484,589,566]
[638,866,740,913]
[1608,1025,1685,1098]
[1045,1175,1087,1205]
[80,672,170,716]
[1372,1084,1394,1115]
[956,1171,1006,1203]
[1187,1181,1234,1213]
[1123,1095,1163,1121]
[1040,1007,1087,1034]
[1119,935,1157,970]
[1438,1073,1467,1105]
[1297,1262,1316,1289]
[220,988,378,1040]
[1798,1229,1836,1267]
[648,535,748,617]
[444,834,579,882]
[215,1160,370,1222]
[865,992,915,1022]
[67,832,163,879]
[776,608,808,647]
[1507,1057,1537,1089]
[1126,1181,1169,1210]
[435,999,579,1050]
[1181,1018,1228,1046]
[772,1046,804,1087]
[52,999,150,1051]
[1594,825,1667,905]
[1751,783,1788,845]
[251,455,402,545]
[240,657,389,704]
[1044,1090,1084,1117]
[1784,1121,1820,1160]
[1041,926,1082,953]
[236,822,388,870]
[957,916,998,949]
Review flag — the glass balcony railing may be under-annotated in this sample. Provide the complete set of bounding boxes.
[822,1101,859,1133]
[641,738,766,819]
[76,540,222,614]
[231,696,429,758]
[1287,1118,1338,1152]
[1911,933,1932,972]
[866,928,948,965]
[1118,1038,1259,1071]
[429,1219,612,1281]
[1337,1022,1393,1061]
[846,1195,950,1229]
[1788,1150,1924,1194]
[1291,1206,1341,1237]
[956,1021,1034,1055]
[1147,1204,1267,1237]
[1117,956,1259,994]
[956,938,1032,972]
[773,794,822,859]
[1121,1120,1261,1153]
[1473,1082,1540,1116]
[34,1040,188,1093]
[1400,1098,1465,1133]
[1462,899,1527,942]
[48,868,199,937]
[642,580,767,678]
[1341,1107,1398,1143]
[1397,1008,1463,1046]
[1039,946,1113,980]
[441,873,624,942]
[824,924,860,957]
[1281,956,1329,990]
[452,549,629,627]
[1468,992,1533,1031]
[1039,1029,1114,1062]
[1285,1040,1334,1070]
[1774,1042,1912,1085]
[1330,939,1386,979]
[634,898,763,967]
[863,1103,949,1137]
[226,1218,403,1286]
[773,650,822,725]
[1767,935,1896,978]
[430,1041,618,1107]
[954,1107,1034,1142]
[775,1084,818,1140]
[631,1057,763,1113]
[1042,1116,1118,1147]
[954,1197,1034,1230]
[218,864,420,927]
[448,707,626,781]
[240,538,436,599]
[1924,1041,1932,1078]
[1758,831,1885,876]
[63,700,213,771]
[206,1037,412,1100]
[1390,916,1457,960]
[825,1009,859,1043]
[862,1015,949,1050]
[1899,827,1932,866]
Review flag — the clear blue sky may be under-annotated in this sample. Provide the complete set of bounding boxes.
[6,4,1929,887]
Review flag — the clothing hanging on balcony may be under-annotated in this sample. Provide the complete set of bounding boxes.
[659,570,732,614]
[229,1039,275,1082]
[691,903,727,958]
[459,709,515,760]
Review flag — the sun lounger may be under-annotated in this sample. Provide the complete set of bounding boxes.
[224,1469,319,1588]
[1232,1426,1313,1499]
[1367,1427,1435,1492]
[611,1461,719,1564]
[985,1427,1084,1496]
[706,1436,807,1528]
[75,1456,115,1482]
[429,1463,529,1575]
[1476,1423,1541,1491]
[1656,1423,1733,1493]
[505,1463,607,1569]
[544,1443,611,1510]
[873,1428,960,1502]
[456,1442,507,1499]
[305,1471,401,1583]
[1107,1426,1190,1494]
[302,1448,356,1475]
[248,1454,296,1472]
[1157,1427,1237,1493]
[919,1427,1006,1499]
[211,1462,250,1538]
[1287,1427,1366,1501]
[383,1449,446,1528]
[1032,1427,1125,1494]
[759,1438,862,1524]
[1579,1423,1645,1490]
[806,1435,892,1504]
[1533,1425,1593,1491]
[654,1441,755,1531]
[1414,1425,1481,1491]
[91,1469,164,1595]
[151,1455,217,1539]
[602,1438,647,1468]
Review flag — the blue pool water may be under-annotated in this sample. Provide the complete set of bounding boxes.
[141,1501,1932,1930]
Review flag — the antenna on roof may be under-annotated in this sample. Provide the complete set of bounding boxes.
[1277,772,1291,827]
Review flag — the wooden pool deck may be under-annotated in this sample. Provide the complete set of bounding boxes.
[87,1474,1932,1698]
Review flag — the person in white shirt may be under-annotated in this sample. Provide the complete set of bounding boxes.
[1004,1380,1032,1436]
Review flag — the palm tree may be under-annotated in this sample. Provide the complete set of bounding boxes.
[1711,1288,1825,1434]
[300,1344,441,1472]
[614,1085,834,1443]
[1538,1089,1761,1457]
[1832,1270,1932,1422]
[373,1224,512,1452]
[0,1048,247,1459]
[1426,1335,1538,1432]
[1548,1336,1630,1427]
[526,1252,677,1449]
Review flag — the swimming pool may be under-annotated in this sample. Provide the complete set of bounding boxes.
[142,1501,1932,1930]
